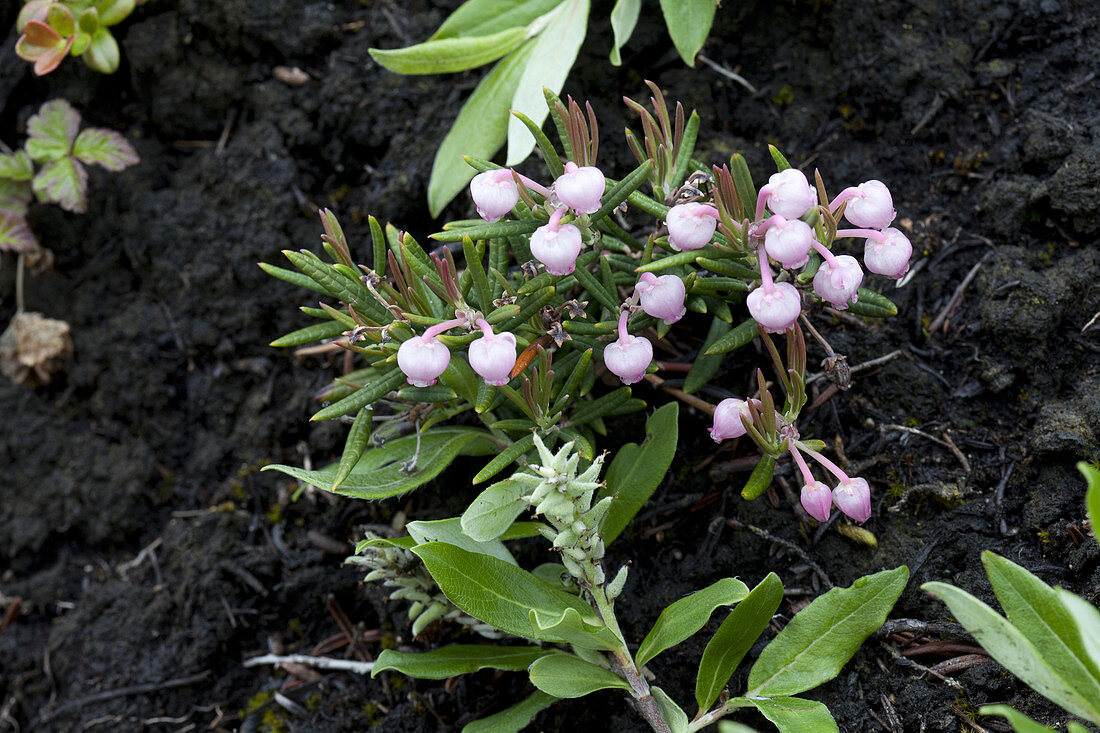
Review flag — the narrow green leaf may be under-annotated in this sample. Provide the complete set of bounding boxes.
[432,218,542,242]
[283,249,392,323]
[269,319,347,348]
[697,257,758,279]
[730,696,838,733]
[844,287,898,318]
[72,127,138,171]
[264,428,488,500]
[729,154,756,221]
[511,110,564,178]
[747,566,908,697]
[259,262,330,297]
[527,654,631,697]
[428,40,536,217]
[978,706,1055,733]
[592,159,654,221]
[397,384,459,403]
[505,0,589,165]
[332,407,372,490]
[25,99,79,163]
[652,687,689,733]
[671,111,701,188]
[462,479,528,541]
[33,157,87,213]
[768,145,793,172]
[704,316,757,356]
[371,27,528,75]
[473,433,535,484]
[684,317,730,393]
[462,691,559,733]
[659,0,717,66]
[432,0,564,39]
[609,0,640,65]
[407,517,516,565]
[636,578,750,667]
[1081,461,1100,548]
[373,645,551,680]
[696,573,784,712]
[412,542,603,641]
[598,403,679,544]
[312,366,406,421]
[569,386,632,427]
[740,453,776,501]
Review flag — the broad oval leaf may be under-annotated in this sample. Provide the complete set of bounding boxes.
[609,0,640,65]
[462,691,559,733]
[371,26,529,75]
[746,566,908,697]
[729,696,838,733]
[433,0,564,39]
[33,157,87,213]
[659,0,717,67]
[72,127,138,171]
[263,427,491,500]
[696,572,784,712]
[462,478,528,541]
[527,654,631,698]
[25,99,80,162]
[598,402,679,544]
[412,541,603,642]
[372,644,551,680]
[636,577,750,668]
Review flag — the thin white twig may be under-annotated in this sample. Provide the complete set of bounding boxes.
[243,654,375,675]
[696,54,757,94]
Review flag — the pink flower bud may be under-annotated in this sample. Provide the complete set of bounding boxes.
[397,335,451,388]
[800,480,833,522]
[764,169,817,219]
[530,222,583,275]
[666,203,719,251]
[554,161,606,215]
[812,254,863,309]
[863,227,912,279]
[746,281,802,333]
[709,398,751,442]
[635,272,687,325]
[470,170,519,222]
[764,216,815,269]
[832,477,871,524]
[843,180,895,229]
[604,312,652,385]
[468,321,517,386]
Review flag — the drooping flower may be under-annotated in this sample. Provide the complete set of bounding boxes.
[470,169,519,222]
[760,169,817,220]
[862,227,913,279]
[763,215,815,269]
[397,317,466,387]
[800,480,834,522]
[635,272,686,325]
[834,180,895,230]
[709,398,751,442]
[554,161,605,215]
[603,311,652,385]
[747,282,802,333]
[666,203,719,251]
[812,251,863,309]
[530,207,583,275]
[832,477,872,524]
[468,319,517,386]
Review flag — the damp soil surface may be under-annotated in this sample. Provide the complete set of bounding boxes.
[2,0,1099,731]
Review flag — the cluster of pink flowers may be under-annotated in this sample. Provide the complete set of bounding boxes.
[709,398,872,524]
[397,316,517,389]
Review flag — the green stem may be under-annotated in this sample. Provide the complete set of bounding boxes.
[687,698,753,732]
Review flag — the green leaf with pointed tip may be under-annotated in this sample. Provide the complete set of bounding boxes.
[462,479,528,541]
[72,127,138,171]
[740,453,776,501]
[332,407,372,490]
[729,696,838,733]
[25,100,79,162]
[433,0,564,39]
[597,402,679,544]
[609,0,640,65]
[372,645,551,680]
[527,654,631,698]
[659,0,717,67]
[705,318,758,355]
[269,319,348,347]
[312,365,406,421]
[747,566,908,697]
[1081,462,1100,549]
[768,145,793,172]
[530,606,621,650]
[474,433,535,484]
[264,427,490,500]
[652,687,688,733]
[696,572,784,711]
[845,288,898,318]
[0,150,34,182]
[407,517,516,564]
[428,40,535,217]
[0,212,37,253]
[978,706,1054,733]
[462,691,559,733]
[505,0,589,166]
[412,541,605,642]
[371,26,528,75]
[33,157,87,213]
[637,577,750,668]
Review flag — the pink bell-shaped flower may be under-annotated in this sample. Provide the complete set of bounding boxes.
[554,161,605,215]
[666,203,719,251]
[763,216,815,269]
[398,335,451,388]
[709,398,752,442]
[841,180,895,230]
[763,169,817,219]
[468,319,517,386]
[530,209,583,275]
[747,281,802,333]
[863,227,912,279]
[470,170,519,222]
[635,272,687,325]
[604,312,652,385]
[813,253,863,309]
[832,477,871,524]
[800,480,834,522]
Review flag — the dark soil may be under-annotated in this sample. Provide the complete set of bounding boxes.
[2,0,1099,731]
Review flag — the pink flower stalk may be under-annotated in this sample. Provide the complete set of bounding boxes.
[747,245,802,333]
[397,317,466,388]
[530,208,583,275]
[789,443,832,521]
[709,398,752,442]
[470,170,519,222]
[757,169,817,220]
[635,272,687,325]
[837,227,913,279]
[831,180,895,230]
[798,444,872,523]
[811,244,863,309]
[603,311,652,385]
[760,215,815,269]
[554,161,605,215]
[666,203,719,251]
[468,319,517,386]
